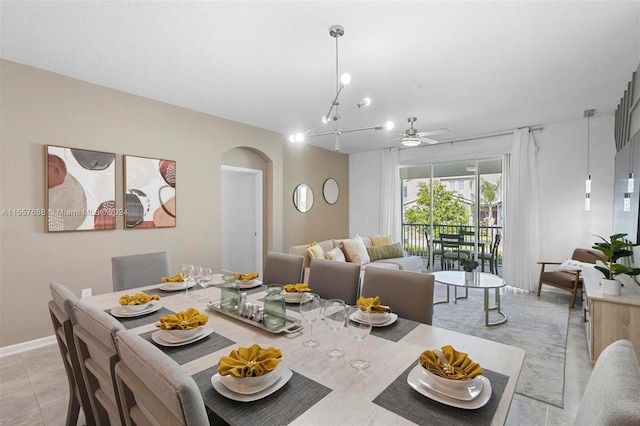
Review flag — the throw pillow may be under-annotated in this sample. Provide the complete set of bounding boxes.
[341,236,371,265]
[306,242,326,260]
[366,242,405,262]
[371,235,394,246]
[557,259,595,273]
[325,247,346,262]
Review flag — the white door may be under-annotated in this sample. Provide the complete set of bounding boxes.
[221,166,263,275]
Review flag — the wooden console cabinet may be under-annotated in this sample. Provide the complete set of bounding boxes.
[583,276,640,364]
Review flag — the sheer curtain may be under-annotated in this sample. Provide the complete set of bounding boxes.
[380,148,401,241]
[503,128,540,291]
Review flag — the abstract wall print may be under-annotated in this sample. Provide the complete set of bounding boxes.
[46,145,117,232]
[124,155,176,228]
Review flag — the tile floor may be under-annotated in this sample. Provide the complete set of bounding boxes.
[0,288,591,426]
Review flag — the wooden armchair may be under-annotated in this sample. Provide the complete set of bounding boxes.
[537,248,605,308]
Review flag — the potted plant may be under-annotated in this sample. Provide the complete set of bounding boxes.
[590,233,640,295]
[460,258,479,281]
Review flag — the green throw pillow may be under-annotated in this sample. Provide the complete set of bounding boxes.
[366,242,405,262]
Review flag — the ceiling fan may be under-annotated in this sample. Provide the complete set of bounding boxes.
[391,117,449,147]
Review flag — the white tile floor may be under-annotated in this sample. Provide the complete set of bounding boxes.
[0,288,590,426]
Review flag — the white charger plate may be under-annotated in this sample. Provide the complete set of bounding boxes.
[111,302,162,318]
[419,370,484,401]
[407,365,491,409]
[151,326,213,347]
[218,366,282,395]
[211,366,293,402]
[158,282,196,291]
[236,279,263,289]
[349,312,398,327]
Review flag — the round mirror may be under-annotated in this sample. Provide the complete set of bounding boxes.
[293,184,314,213]
[323,178,339,205]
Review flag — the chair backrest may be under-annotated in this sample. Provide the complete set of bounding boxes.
[262,251,305,285]
[491,233,502,256]
[361,268,435,324]
[111,251,171,291]
[439,233,462,249]
[73,300,126,425]
[48,282,96,426]
[114,330,209,426]
[572,248,605,264]
[307,258,361,305]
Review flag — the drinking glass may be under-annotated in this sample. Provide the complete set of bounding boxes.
[347,305,372,369]
[188,264,202,298]
[199,267,213,301]
[180,263,193,295]
[323,299,347,358]
[299,293,322,348]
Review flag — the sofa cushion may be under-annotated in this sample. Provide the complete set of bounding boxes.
[366,242,405,262]
[370,235,394,246]
[373,255,422,272]
[307,242,326,260]
[325,247,346,262]
[339,236,370,265]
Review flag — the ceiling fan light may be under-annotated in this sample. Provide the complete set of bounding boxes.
[340,73,351,85]
[385,121,394,131]
[401,137,421,147]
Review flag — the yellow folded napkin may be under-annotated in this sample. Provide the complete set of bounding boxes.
[234,272,259,282]
[155,308,208,330]
[218,344,282,378]
[283,283,311,293]
[119,292,160,306]
[161,274,184,283]
[356,296,392,313]
[419,345,483,380]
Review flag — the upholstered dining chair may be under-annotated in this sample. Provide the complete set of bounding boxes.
[111,251,171,291]
[73,300,126,425]
[307,258,361,305]
[114,330,210,426]
[262,251,305,285]
[360,267,435,324]
[48,282,96,426]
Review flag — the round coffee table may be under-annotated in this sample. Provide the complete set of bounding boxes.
[433,271,507,326]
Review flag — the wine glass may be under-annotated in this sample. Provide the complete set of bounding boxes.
[323,299,347,358]
[180,263,193,295]
[199,267,213,301]
[189,264,203,298]
[347,305,372,369]
[299,293,322,348]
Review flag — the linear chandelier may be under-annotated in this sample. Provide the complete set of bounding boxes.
[288,25,394,151]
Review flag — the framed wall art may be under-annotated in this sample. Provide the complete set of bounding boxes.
[123,155,176,228]
[46,145,116,232]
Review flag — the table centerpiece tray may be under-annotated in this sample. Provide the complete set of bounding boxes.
[206,300,303,334]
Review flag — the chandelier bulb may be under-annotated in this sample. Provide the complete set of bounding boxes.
[362,97,371,107]
[340,73,351,85]
[322,116,330,124]
[385,121,394,131]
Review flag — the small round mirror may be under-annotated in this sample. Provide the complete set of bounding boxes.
[293,184,314,212]
[323,178,339,205]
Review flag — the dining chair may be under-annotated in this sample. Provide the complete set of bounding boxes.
[73,300,126,425]
[262,251,305,285]
[114,330,210,426]
[360,267,435,324]
[111,251,171,291]
[48,282,96,426]
[425,231,442,270]
[307,258,361,305]
[480,233,501,274]
[439,233,468,271]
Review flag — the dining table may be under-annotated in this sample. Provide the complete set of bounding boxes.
[85,275,525,425]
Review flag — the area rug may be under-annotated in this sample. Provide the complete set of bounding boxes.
[432,285,569,408]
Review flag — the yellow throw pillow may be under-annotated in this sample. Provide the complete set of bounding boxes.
[306,242,326,259]
[371,235,394,246]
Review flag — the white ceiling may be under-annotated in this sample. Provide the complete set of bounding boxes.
[1,1,639,154]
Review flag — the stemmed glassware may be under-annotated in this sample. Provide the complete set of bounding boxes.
[180,263,193,295]
[323,299,347,358]
[199,267,213,302]
[299,293,323,348]
[347,305,372,369]
[188,264,203,298]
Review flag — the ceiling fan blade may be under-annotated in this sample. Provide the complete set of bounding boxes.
[383,136,402,143]
[416,128,449,137]
[420,137,440,145]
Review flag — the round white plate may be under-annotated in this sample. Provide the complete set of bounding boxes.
[237,279,263,289]
[211,366,293,402]
[407,365,491,409]
[111,302,162,318]
[284,292,304,303]
[349,312,398,327]
[418,370,484,401]
[158,282,196,291]
[156,327,203,344]
[218,366,282,395]
[151,327,213,347]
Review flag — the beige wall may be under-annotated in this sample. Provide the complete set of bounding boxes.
[0,60,346,347]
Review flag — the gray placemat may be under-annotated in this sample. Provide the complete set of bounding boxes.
[193,365,332,426]
[107,306,175,330]
[372,362,509,426]
[140,330,236,365]
[370,317,420,342]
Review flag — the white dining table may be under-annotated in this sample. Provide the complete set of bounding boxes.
[85,277,524,425]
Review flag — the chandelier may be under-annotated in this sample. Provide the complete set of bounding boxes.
[288,25,394,151]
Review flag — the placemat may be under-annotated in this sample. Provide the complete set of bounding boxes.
[370,317,420,342]
[140,329,235,365]
[193,365,332,426]
[372,362,509,426]
[107,307,175,330]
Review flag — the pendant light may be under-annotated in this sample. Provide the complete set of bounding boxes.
[584,109,594,211]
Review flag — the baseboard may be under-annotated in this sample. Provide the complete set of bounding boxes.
[0,335,56,358]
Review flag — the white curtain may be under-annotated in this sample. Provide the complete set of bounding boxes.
[503,128,540,291]
[380,148,401,241]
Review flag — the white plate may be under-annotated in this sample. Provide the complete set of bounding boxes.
[151,326,213,347]
[349,312,398,327]
[211,366,293,402]
[156,327,204,344]
[284,292,304,303]
[158,282,196,291]
[355,310,391,324]
[237,279,263,289]
[419,370,484,401]
[111,302,162,318]
[407,365,491,409]
[218,366,282,395]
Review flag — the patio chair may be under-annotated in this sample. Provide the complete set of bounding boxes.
[440,233,468,271]
[480,233,501,274]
